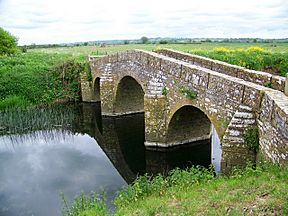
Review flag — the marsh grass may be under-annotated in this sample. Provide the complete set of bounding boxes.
[0,104,77,135]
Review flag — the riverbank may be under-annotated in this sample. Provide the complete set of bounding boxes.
[0,52,88,111]
[63,162,288,216]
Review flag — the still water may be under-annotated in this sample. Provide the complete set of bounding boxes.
[0,103,221,215]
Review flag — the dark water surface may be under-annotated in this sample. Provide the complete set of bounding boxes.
[0,103,221,215]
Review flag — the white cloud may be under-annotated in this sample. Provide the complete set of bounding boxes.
[0,0,287,45]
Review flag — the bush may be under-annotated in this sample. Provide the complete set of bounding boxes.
[159,40,168,44]
[0,53,83,110]
[244,126,259,153]
[0,27,19,56]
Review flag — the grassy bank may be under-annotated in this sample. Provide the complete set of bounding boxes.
[0,52,88,110]
[63,162,288,216]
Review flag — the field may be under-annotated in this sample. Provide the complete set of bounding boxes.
[29,42,288,57]
[1,42,288,110]
[30,42,288,76]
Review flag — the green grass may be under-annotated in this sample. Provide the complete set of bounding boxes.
[0,52,87,111]
[29,42,288,57]
[189,46,288,76]
[30,42,288,76]
[63,162,288,216]
[61,192,108,216]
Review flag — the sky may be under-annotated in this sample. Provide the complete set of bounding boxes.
[0,0,287,45]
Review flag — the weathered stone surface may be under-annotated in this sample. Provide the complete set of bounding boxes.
[155,49,285,92]
[144,95,167,144]
[82,49,288,173]
[221,105,257,174]
[80,73,95,102]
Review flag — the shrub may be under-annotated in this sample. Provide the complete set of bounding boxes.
[61,192,108,216]
[244,126,259,153]
[0,27,19,56]
[179,85,197,100]
[159,40,168,44]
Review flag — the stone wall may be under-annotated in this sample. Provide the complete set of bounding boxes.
[258,90,288,163]
[155,49,285,92]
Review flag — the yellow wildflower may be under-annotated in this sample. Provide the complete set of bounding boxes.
[213,47,231,53]
[246,46,265,52]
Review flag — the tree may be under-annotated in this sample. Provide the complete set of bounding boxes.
[140,36,149,44]
[0,27,19,56]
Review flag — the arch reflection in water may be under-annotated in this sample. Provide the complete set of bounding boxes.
[95,106,222,183]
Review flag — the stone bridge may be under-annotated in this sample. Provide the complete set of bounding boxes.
[81,49,288,173]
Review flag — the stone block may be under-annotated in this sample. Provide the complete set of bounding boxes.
[161,59,182,78]
[271,75,285,92]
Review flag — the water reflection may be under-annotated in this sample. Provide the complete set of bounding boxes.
[0,103,222,215]
[0,105,126,216]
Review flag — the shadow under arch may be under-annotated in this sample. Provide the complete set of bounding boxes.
[163,105,217,169]
[166,105,211,145]
[114,76,144,114]
[93,77,100,102]
[167,101,225,140]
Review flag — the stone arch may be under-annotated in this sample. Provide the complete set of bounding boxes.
[166,105,211,145]
[93,77,100,102]
[114,76,145,114]
[167,102,224,140]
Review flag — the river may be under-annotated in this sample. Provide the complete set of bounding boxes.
[0,103,221,215]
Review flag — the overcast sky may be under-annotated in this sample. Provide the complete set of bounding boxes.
[0,0,287,45]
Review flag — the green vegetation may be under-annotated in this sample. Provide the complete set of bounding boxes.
[2,41,288,110]
[189,46,288,76]
[178,85,197,100]
[61,192,108,216]
[0,27,19,56]
[161,87,168,96]
[0,104,77,135]
[63,162,288,216]
[28,42,288,57]
[0,52,87,110]
[29,42,288,76]
[140,36,149,44]
[244,126,260,153]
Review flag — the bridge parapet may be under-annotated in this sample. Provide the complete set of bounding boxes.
[258,90,288,163]
[155,49,285,92]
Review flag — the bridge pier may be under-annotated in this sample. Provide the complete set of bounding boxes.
[144,95,167,147]
[99,76,116,115]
